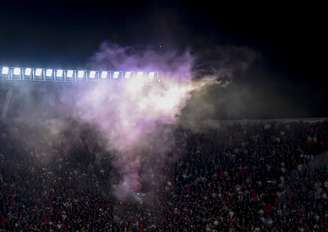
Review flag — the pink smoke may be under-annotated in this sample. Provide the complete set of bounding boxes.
[70,42,253,201]
[71,43,198,200]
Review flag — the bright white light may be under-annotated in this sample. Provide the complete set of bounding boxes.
[89,71,96,79]
[136,72,144,79]
[1,66,9,75]
[148,72,155,80]
[124,72,132,79]
[35,68,43,76]
[13,67,21,75]
[77,70,85,79]
[45,69,53,77]
[100,71,108,79]
[56,69,63,77]
[113,71,120,79]
[67,70,74,78]
[24,68,32,76]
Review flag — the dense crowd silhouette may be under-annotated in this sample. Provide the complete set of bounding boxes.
[1,119,328,231]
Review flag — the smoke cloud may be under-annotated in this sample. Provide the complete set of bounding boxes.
[1,42,257,202]
[71,42,256,200]
[74,43,197,200]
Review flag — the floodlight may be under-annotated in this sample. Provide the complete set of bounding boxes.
[77,70,85,79]
[13,67,21,75]
[0,65,159,83]
[124,71,132,79]
[35,68,43,76]
[100,71,108,79]
[56,69,64,78]
[113,71,120,79]
[45,69,53,77]
[24,68,32,76]
[66,70,74,78]
[148,72,155,80]
[1,66,9,75]
[89,71,96,79]
[136,72,144,79]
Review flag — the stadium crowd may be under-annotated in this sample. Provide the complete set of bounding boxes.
[1,119,328,231]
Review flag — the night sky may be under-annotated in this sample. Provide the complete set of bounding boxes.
[0,1,326,118]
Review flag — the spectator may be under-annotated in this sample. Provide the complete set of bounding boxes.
[0,119,328,231]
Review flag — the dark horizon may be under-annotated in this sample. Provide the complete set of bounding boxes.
[0,1,326,119]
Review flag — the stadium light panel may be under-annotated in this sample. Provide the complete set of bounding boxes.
[0,65,159,83]
[113,71,120,79]
[56,69,64,78]
[100,71,108,79]
[89,71,96,79]
[77,70,85,79]
[45,69,53,77]
[124,71,131,79]
[35,68,43,76]
[66,70,74,78]
[13,67,21,75]
[136,72,144,79]
[24,68,32,76]
[1,66,9,75]
[148,72,155,80]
